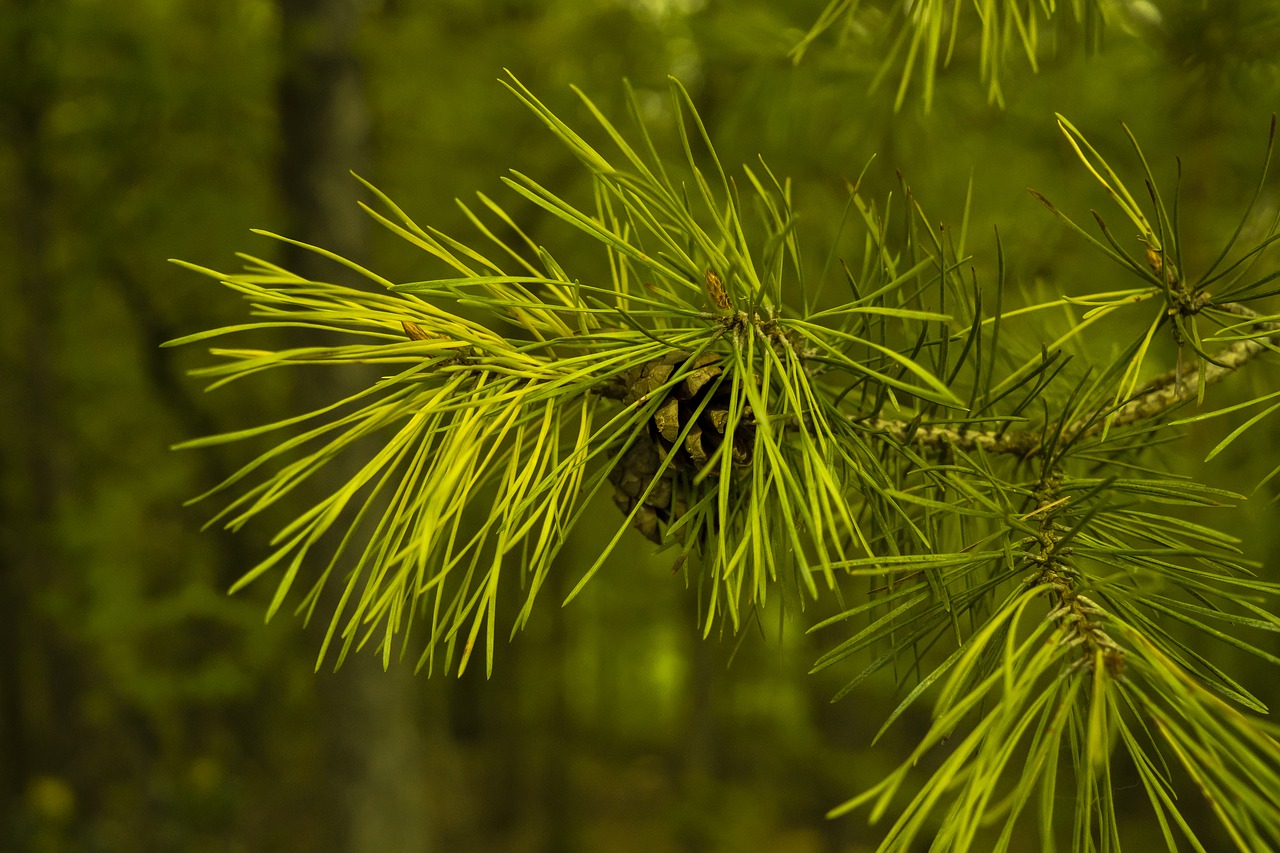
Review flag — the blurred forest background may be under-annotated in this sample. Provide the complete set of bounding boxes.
[3,0,1280,850]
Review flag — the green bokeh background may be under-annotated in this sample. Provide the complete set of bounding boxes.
[2,1,1279,850]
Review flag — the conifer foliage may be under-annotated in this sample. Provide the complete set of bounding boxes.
[173,6,1280,850]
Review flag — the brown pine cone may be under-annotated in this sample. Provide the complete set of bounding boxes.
[606,350,753,543]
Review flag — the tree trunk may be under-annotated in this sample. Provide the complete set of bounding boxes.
[274,1,431,849]
[0,0,69,819]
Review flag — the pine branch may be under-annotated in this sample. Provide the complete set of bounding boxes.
[1022,472,1126,671]
[792,0,1109,110]
[172,75,1280,850]
[870,302,1280,457]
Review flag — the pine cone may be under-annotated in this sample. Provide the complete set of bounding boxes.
[606,351,753,543]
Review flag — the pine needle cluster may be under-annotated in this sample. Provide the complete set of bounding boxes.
[172,56,1280,853]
